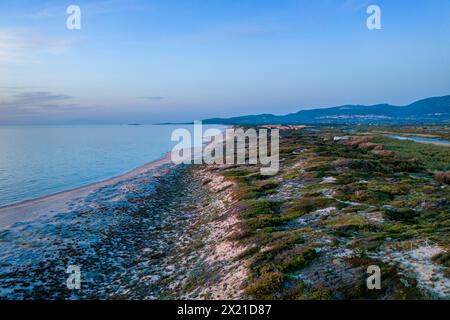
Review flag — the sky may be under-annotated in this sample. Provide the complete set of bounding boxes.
[0,0,450,124]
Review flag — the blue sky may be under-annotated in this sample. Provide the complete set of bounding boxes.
[0,0,449,124]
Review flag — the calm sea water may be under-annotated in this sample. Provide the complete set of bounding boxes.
[387,135,450,145]
[0,124,220,207]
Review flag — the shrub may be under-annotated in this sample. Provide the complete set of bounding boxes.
[308,287,332,300]
[244,270,284,300]
[383,206,417,222]
[434,171,450,184]
[275,247,318,272]
[236,246,260,259]
[431,251,450,277]
[240,200,280,219]
[286,197,335,216]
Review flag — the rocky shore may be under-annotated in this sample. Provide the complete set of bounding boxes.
[0,163,247,299]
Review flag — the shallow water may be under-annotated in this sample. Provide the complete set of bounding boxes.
[386,135,450,145]
[0,124,220,207]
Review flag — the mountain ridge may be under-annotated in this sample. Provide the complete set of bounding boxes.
[203,95,450,125]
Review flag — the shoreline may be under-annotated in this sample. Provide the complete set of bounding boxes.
[0,152,173,230]
[0,138,219,231]
[0,122,229,230]
[0,155,246,299]
[385,135,450,147]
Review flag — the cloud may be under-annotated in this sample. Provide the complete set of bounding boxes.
[0,28,76,63]
[0,86,38,91]
[31,0,153,19]
[10,91,73,104]
[0,90,80,117]
[141,96,167,101]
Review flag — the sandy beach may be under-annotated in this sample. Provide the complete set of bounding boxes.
[0,140,247,299]
[0,153,173,230]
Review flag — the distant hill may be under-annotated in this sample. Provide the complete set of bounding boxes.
[203,95,450,125]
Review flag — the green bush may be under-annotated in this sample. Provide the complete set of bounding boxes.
[383,206,417,222]
[244,270,284,300]
[276,248,318,272]
[240,200,280,219]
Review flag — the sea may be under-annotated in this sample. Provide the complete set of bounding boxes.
[0,124,222,207]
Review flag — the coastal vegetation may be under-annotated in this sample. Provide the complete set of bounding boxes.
[205,125,449,299]
[0,125,448,300]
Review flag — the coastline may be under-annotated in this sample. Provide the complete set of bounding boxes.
[0,127,249,299]
[0,123,230,230]
[0,125,447,299]
[0,157,247,299]
[0,152,173,230]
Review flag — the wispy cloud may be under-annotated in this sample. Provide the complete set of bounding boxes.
[31,0,153,19]
[0,86,38,91]
[0,89,80,116]
[141,96,167,101]
[0,28,76,63]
